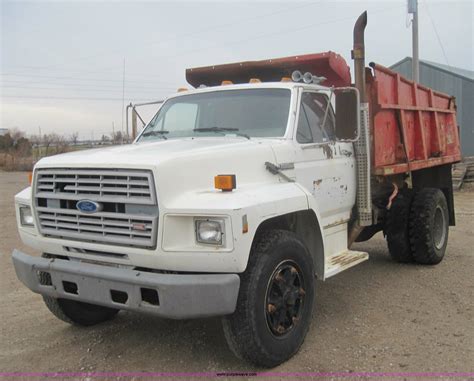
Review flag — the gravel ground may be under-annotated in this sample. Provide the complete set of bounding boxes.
[0,171,473,375]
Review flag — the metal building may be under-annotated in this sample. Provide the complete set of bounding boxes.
[390,57,474,157]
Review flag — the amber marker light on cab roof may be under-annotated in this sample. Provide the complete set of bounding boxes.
[221,80,233,85]
[177,87,188,92]
[214,174,236,192]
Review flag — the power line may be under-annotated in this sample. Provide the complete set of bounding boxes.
[422,0,451,69]
[1,84,175,93]
[7,2,319,76]
[0,72,178,86]
[2,5,407,103]
[1,95,159,102]
[0,79,178,92]
[146,5,406,62]
[6,3,405,80]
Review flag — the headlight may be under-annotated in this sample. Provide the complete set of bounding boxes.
[195,218,224,245]
[19,206,34,226]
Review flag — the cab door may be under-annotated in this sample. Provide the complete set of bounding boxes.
[293,90,356,228]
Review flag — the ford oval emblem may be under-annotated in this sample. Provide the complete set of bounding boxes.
[76,200,102,213]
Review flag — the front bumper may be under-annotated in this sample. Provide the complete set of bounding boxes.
[12,250,240,319]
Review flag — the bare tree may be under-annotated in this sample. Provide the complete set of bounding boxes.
[29,134,41,147]
[50,134,69,154]
[111,131,123,145]
[42,134,54,155]
[101,134,110,145]
[8,128,24,143]
[70,132,79,146]
[29,134,41,159]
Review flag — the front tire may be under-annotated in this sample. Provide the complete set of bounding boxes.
[39,254,119,326]
[409,188,449,265]
[42,297,119,327]
[222,230,315,368]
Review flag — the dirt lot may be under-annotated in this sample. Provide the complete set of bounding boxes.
[0,171,473,374]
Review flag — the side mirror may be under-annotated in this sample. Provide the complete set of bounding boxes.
[335,87,360,141]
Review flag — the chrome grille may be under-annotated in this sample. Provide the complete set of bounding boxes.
[36,169,155,205]
[34,168,157,248]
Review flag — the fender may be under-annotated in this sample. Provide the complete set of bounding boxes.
[165,181,326,275]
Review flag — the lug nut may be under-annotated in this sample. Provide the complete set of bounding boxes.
[267,304,277,314]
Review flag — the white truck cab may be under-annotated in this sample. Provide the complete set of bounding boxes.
[13,80,365,366]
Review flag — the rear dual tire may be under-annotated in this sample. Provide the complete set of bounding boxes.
[409,188,449,265]
[386,189,415,263]
[386,188,449,265]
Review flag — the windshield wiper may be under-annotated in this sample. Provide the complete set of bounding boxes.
[193,127,250,140]
[141,130,169,139]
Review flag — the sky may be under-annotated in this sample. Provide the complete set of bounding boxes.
[1,0,473,140]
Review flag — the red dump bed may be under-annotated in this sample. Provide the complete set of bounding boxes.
[186,53,461,176]
[367,63,461,176]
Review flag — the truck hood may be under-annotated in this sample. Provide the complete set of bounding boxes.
[36,137,276,168]
[35,138,288,206]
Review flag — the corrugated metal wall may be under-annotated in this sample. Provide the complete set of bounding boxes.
[390,60,474,157]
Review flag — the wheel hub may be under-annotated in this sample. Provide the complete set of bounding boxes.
[265,261,305,337]
[433,205,447,250]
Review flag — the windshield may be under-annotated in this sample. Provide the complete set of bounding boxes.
[138,88,291,141]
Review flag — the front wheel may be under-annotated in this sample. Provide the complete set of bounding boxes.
[222,230,315,368]
[39,254,119,326]
[42,297,119,327]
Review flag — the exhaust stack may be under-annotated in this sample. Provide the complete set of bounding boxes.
[349,11,372,246]
[352,11,367,102]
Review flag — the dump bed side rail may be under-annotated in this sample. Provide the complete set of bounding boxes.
[367,63,461,176]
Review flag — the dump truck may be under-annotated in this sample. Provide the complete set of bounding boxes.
[12,11,461,367]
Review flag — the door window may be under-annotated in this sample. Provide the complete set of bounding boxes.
[296,92,335,144]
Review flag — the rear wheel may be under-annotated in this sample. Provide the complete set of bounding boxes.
[409,188,449,265]
[222,230,315,368]
[385,189,415,263]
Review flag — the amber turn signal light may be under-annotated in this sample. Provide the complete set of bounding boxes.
[214,174,236,192]
[27,172,33,185]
